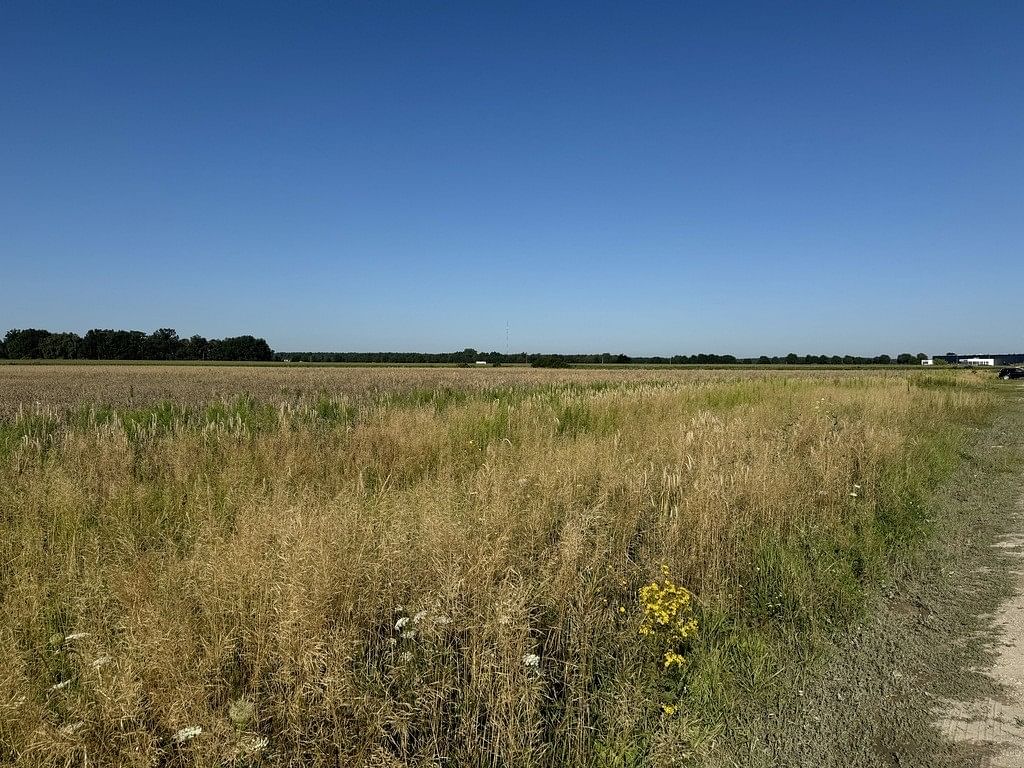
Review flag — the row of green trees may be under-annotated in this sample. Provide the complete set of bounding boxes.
[1,333,931,366]
[1,328,274,361]
[277,348,930,365]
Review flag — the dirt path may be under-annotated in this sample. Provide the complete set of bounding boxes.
[939,507,1024,766]
[725,387,1024,767]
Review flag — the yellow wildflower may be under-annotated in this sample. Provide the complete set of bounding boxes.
[663,651,686,669]
[637,564,699,673]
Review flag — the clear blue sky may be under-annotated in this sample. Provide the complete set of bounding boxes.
[2,2,1021,355]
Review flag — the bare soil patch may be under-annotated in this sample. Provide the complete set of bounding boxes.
[938,524,1024,766]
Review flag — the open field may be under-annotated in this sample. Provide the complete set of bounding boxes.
[0,365,997,766]
[0,363,994,418]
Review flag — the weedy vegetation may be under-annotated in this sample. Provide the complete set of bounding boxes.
[0,365,994,766]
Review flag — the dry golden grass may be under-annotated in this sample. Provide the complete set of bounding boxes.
[0,365,993,766]
[0,363,932,416]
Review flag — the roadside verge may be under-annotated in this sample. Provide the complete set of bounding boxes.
[725,385,1024,767]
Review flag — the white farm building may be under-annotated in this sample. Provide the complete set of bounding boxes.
[930,353,1024,367]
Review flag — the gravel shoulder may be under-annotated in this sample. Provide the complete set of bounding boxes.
[938,522,1024,766]
[724,385,1024,768]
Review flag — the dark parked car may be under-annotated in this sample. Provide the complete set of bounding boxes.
[998,367,1024,380]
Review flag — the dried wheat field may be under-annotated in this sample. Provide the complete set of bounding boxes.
[0,365,993,766]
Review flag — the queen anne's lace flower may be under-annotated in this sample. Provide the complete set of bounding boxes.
[173,726,202,743]
[239,735,268,754]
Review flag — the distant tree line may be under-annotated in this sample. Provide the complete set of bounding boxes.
[0,328,273,361]
[529,355,572,368]
[275,348,931,366]
[0,334,933,365]
[277,348,529,365]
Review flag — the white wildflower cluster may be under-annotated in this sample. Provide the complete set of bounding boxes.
[238,734,268,754]
[395,608,431,641]
[173,726,203,743]
[394,610,428,661]
[522,653,541,669]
